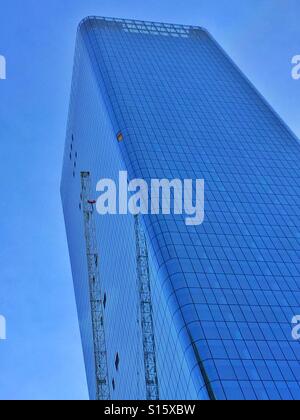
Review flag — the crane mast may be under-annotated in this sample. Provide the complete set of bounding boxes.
[80,171,110,400]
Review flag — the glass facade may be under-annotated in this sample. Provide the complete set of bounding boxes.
[61,17,300,400]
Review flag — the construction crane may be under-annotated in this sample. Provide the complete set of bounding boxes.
[80,171,110,400]
[134,215,160,400]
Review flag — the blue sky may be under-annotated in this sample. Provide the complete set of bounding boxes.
[0,0,299,400]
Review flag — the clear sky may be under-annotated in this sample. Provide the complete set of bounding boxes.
[0,0,299,400]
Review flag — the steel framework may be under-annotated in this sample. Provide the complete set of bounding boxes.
[80,171,110,400]
[135,215,160,400]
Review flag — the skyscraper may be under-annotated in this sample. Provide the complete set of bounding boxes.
[61,17,300,400]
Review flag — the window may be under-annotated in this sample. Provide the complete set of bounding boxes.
[115,353,120,371]
[117,132,124,142]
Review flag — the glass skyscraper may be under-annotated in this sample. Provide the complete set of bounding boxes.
[61,17,300,400]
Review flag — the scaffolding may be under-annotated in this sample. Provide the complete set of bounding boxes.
[80,171,110,400]
[134,215,160,400]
